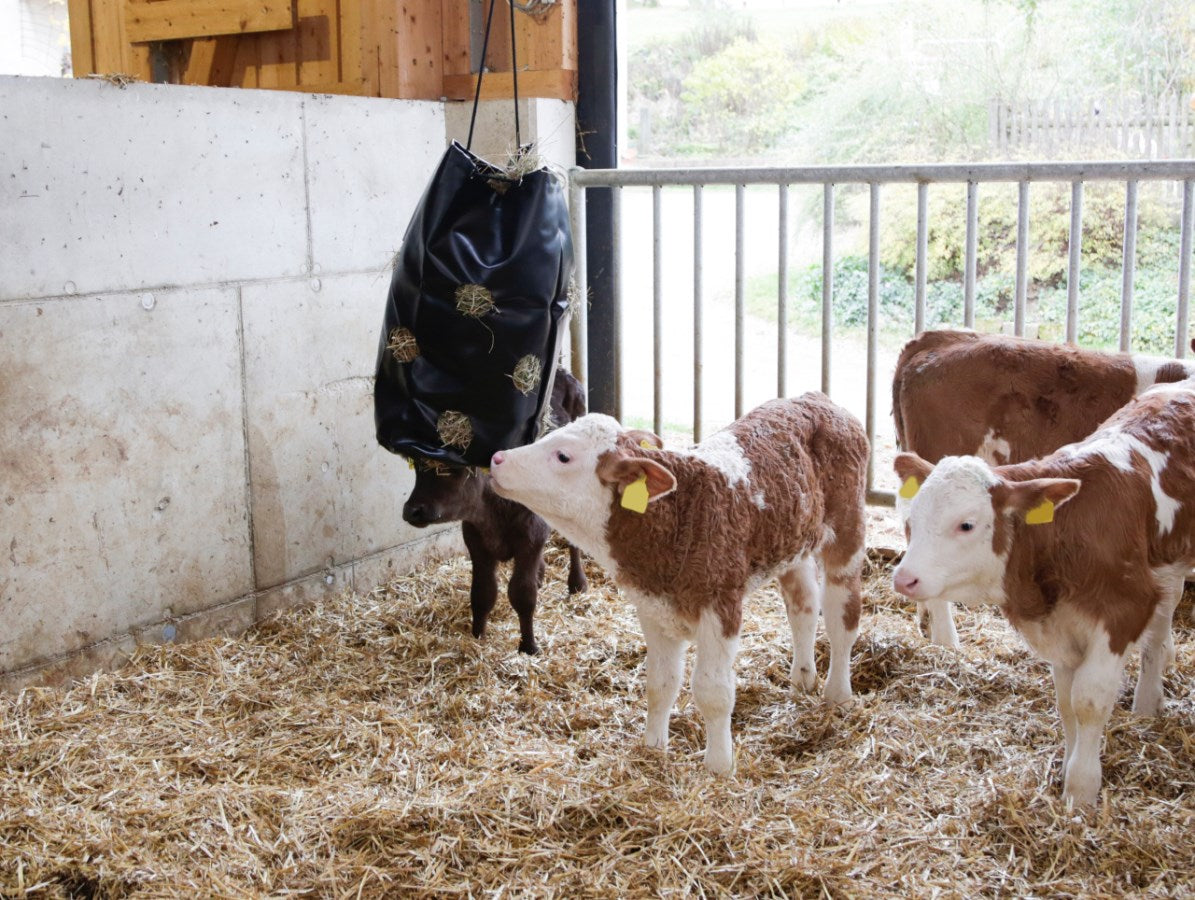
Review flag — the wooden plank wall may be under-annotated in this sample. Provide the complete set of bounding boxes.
[67,0,576,101]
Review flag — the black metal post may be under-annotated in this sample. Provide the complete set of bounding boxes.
[576,0,618,417]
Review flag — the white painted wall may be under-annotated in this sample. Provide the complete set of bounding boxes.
[0,75,576,688]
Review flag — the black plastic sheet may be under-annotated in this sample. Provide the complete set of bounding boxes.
[374,141,574,467]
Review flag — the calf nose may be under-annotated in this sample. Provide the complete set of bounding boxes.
[491,451,506,467]
[403,501,431,528]
[893,569,921,598]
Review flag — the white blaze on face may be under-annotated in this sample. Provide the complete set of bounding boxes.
[893,457,1009,608]
[488,413,622,567]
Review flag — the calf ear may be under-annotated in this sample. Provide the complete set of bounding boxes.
[596,452,677,502]
[894,452,935,486]
[624,428,665,450]
[993,478,1082,518]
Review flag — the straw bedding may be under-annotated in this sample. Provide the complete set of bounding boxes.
[3,536,1194,897]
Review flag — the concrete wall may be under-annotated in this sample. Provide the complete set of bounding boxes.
[0,75,576,689]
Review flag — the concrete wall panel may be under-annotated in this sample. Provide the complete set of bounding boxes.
[0,287,251,671]
[241,273,425,588]
[306,94,445,276]
[0,77,309,301]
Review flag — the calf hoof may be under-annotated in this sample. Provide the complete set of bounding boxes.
[517,640,540,656]
[568,572,589,595]
[790,664,818,693]
[703,748,734,775]
[822,681,853,706]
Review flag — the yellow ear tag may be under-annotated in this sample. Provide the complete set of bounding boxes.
[639,439,655,450]
[898,476,920,500]
[1025,499,1055,525]
[621,474,650,514]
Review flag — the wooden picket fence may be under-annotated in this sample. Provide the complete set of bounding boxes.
[990,94,1195,159]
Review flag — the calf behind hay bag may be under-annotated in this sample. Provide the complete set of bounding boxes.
[373,140,573,467]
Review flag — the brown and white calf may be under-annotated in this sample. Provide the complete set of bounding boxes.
[488,394,868,773]
[893,329,1195,647]
[891,380,1195,805]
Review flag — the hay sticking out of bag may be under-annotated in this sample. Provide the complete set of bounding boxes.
[386,326,420,363]
[566,277,587,317]
[509,355,543,396]
[454,283,496,318]
[2,534,1195,896]
[436,410,473,451]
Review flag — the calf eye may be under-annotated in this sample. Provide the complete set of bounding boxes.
[959,522,975,533]
[556,451,571,464]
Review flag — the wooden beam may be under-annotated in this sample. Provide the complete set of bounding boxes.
[67,0,96,75]
[124,0,295,44]
[396,0,443,99]
[442,67,575,101]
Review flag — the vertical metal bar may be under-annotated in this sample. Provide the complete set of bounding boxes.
[1120,179,1139,352]
[611,185,623,420]
[964,181,978,329]
[693,185,704,443]
[914,181,928,334]
[1014,180,1030,336]
[778,183,789,398]
[1066,180,1083,344]
[1178,179,1194,359]
[568,176,588,388]
[735,183,745,420]
[822,183,834,395]
[651,185,663,436]
[866,183,880,495]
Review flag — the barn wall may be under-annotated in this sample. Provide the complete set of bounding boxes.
[0,75,576,689]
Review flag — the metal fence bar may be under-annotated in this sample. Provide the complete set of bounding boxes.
[866,183,881,501]
[822,183,834,395]
[915,182,928,334]
[693,185,704,442]
[611,185,623,421]
[1120,179,1139,352]
[1178,179,1194,359]
[1015,180,1030,336]
[778,183,789,398]
[570,160,1195,189]
[735,183,745,420]
[568,176,588,388]
[652,184,663,435]
[964,181,977,328]
[1066,180,1084,344]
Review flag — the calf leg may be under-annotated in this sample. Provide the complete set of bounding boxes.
[1051,663,1078,769]
[821,564,862,705]
[1133,573,1182,715]
[566,543,588,595]
[462,522,499,641]
[639,613,687,752]
[920,599,960,649]
[508,544,547,655]
[778,556,820,692]
[1063,643,1126,807]
[693,609,739,774]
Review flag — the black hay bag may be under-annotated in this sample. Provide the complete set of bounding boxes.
[374,140,574,468]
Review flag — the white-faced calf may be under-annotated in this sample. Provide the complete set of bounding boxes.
[401,368,588,655]
[489,393,868,773]
[893,329,1195,648]
[892,381,1195,806]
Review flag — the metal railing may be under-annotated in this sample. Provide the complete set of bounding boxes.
[567,160,1195,505]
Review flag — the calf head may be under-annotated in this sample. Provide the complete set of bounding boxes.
[402,459,487,527]
[892,452,1080,607]
[488,414,674,551]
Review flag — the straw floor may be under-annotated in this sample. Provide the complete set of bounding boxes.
[3,541,1195,897]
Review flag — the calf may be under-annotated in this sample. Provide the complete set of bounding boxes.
[402,368,588,655]
[891,379,1195,805]
[488,393,868,773]
[893,329,1195,647]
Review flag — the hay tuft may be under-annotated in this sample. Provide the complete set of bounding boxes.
[454,284,495,318]
[386,326,420,363]
[435,410,473,451]
[566,277,587,317]
[2,516,1194,897]
[509,355,543,396]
